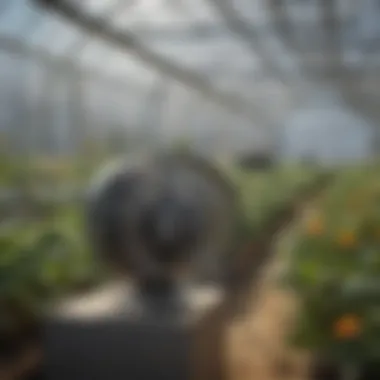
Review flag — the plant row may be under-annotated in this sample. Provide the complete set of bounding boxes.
[0,163,323,336]
[282,163,380,371]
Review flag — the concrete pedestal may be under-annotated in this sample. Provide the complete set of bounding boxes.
[42,282,227,380]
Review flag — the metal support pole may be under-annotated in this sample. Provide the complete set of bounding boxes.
[137,78,171,150]
[37,62,56,156]
[8,59,22,157]
[67,66,86,156]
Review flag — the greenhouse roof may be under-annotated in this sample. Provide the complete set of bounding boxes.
[0,0,380,139]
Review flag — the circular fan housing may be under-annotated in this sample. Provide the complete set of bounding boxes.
[86,151,237,288]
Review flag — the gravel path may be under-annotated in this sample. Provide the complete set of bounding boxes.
[227,224,310,380]
[226,184,331,380]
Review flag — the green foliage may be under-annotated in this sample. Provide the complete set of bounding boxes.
[283,163,380,366]
[0,158,322,335]
[0,206,104,333]
[231,165,321,240]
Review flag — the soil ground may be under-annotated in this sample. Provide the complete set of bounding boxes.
[227,225,310,380]
[226,193,326,380]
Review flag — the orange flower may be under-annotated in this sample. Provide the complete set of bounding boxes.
[337,230,356,248]
[333,314,361,339]
[305,216,324,236]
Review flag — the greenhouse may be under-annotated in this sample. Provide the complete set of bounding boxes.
[0,1,380,380]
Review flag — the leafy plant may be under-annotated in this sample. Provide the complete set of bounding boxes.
[0,159,322,336]
[0,208,104,334]
[283,163,380,368]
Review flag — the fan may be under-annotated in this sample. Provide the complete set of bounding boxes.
[86,151,237,296]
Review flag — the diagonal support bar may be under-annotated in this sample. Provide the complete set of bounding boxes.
[207,0,290,89]
[31,0,275,130]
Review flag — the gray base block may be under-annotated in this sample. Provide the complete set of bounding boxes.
[42,282,227,380]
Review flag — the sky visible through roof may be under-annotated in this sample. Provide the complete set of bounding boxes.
[1,1,378,88]
[0,0,379,157]
[0,0,267,79]
[0,0,271,153]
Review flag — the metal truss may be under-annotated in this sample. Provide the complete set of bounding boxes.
[30,0,277,131]
[1,0,379,157]
[265,0,380,124]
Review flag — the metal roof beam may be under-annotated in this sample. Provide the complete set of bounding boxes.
[265,0,380,128]
[31,0,275,129]
[63,0,135,57]
[206,0,291,89]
